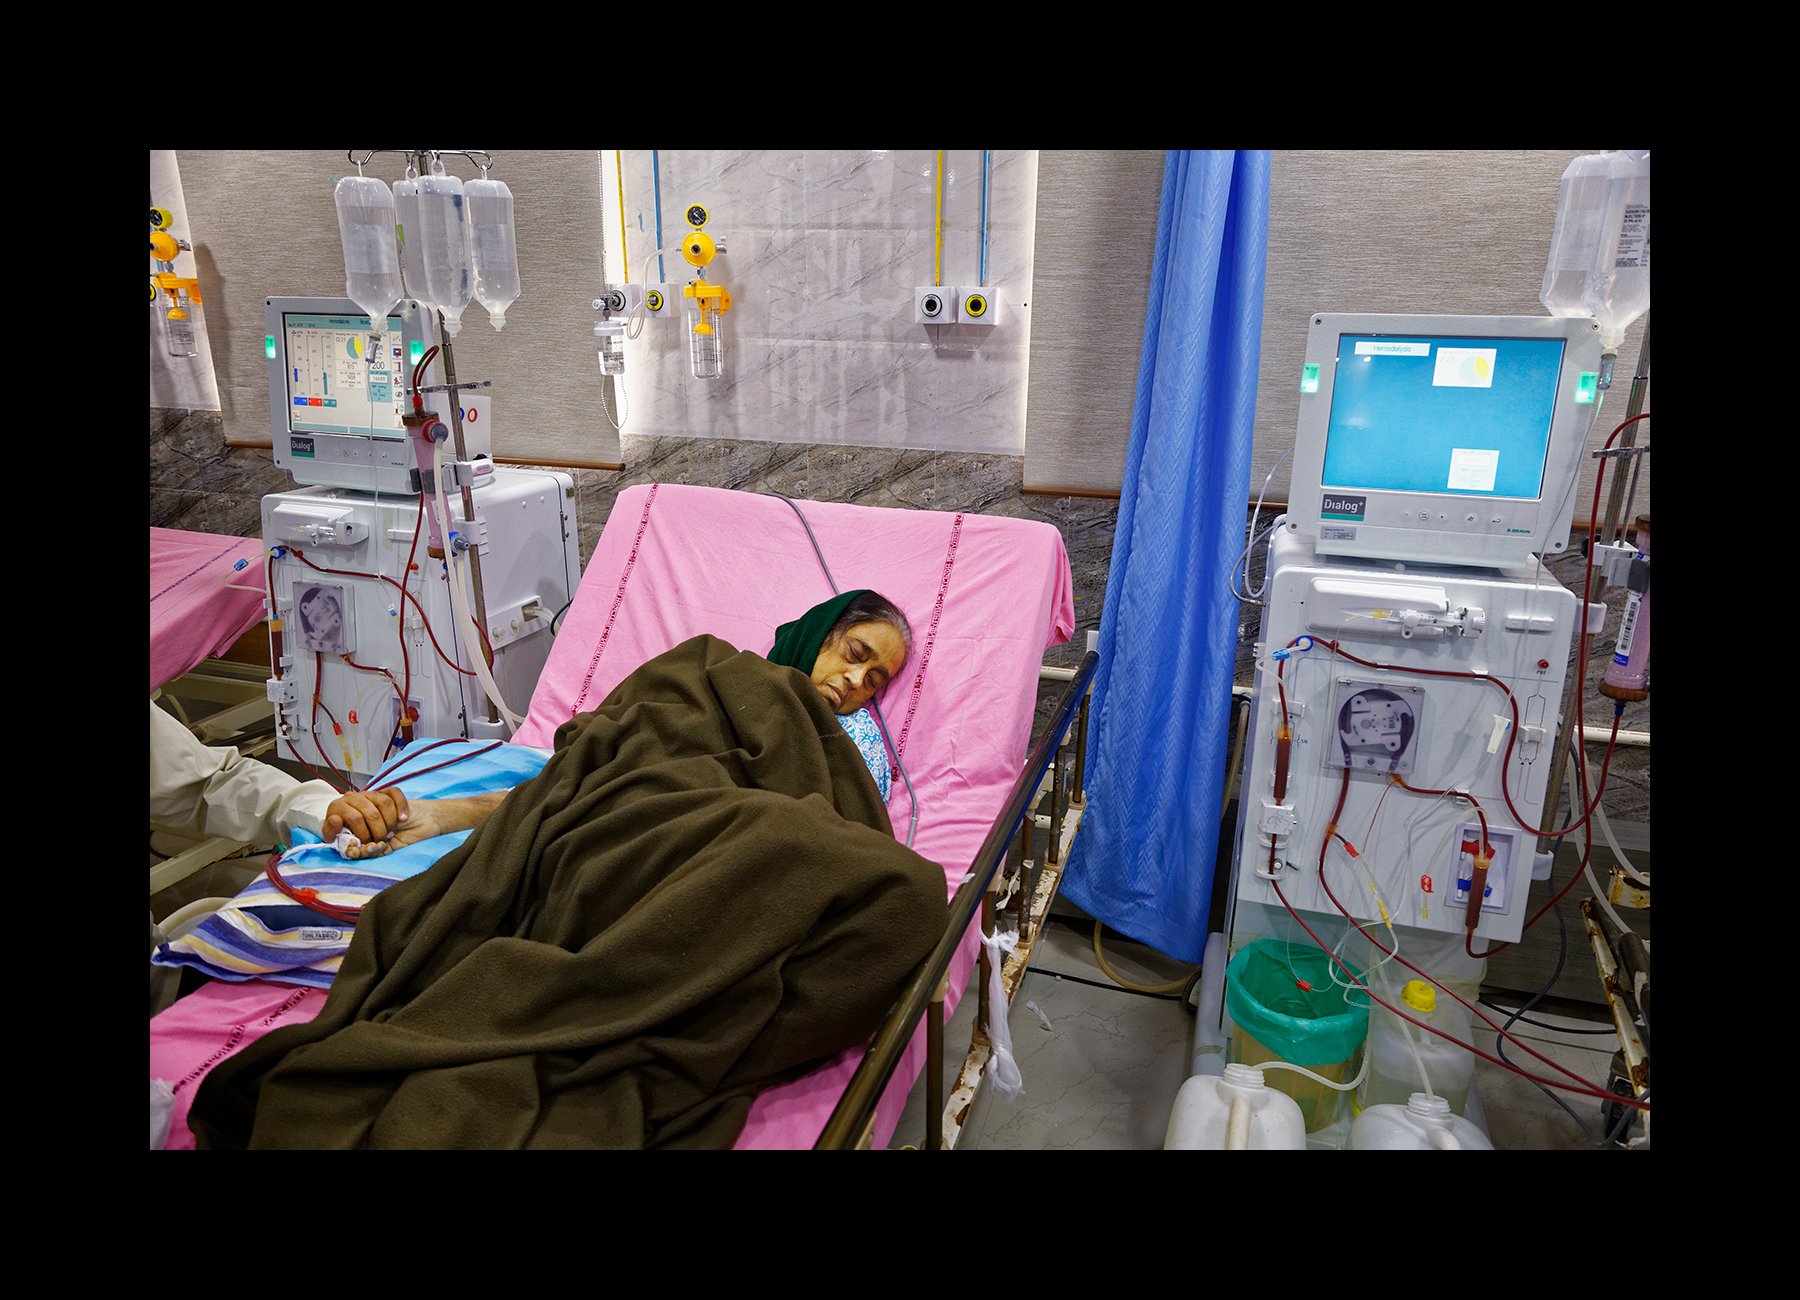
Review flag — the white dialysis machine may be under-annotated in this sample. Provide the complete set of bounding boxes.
[259,296,580,783]
[1227,313,1607,955]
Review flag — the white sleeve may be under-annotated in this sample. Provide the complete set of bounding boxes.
[149,699,339,845]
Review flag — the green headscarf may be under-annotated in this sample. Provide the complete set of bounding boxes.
[767,589,871,673]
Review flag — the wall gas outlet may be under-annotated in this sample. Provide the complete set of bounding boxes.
[956,286,1001,326]
[914,287,957,325]
[597,284,676,320]
[596,284,640,316]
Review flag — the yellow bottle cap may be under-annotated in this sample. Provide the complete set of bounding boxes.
[1401,980,1436,1013]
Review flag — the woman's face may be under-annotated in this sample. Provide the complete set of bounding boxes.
[811,620,906,715]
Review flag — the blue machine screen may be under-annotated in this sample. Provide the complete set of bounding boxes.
[1321,334,1566,499]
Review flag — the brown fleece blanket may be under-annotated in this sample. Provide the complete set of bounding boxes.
[187,635,949,1149]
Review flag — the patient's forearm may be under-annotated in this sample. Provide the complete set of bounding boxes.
[426,791,508,836]
[342,789,511,858]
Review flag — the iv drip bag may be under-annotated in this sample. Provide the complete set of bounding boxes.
[334,174,404,329]
[467,175,520,332]
[394,168,429,307]
[417,162,473,336]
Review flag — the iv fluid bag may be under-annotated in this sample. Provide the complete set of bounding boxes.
[1583,150,1650,350]
[1540,152,1611,317]
[394,172,428,307]
[334,175,404,329]
[1540,150,1650,349]
[467,177,520,331]
[417,167,473,336]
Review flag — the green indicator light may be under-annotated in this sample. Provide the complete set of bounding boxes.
[1575,371,1598,404]
[1300,363,1320,394]
[265,334,277,359]
[409,340,425,364]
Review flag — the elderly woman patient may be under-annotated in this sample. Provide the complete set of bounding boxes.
[333,589,912,855]
[187,589,943,1151]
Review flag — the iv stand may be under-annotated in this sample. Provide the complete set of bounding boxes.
[348,148,500,725]
[1536,313,1650,861]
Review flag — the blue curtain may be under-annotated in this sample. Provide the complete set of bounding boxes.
[1061,150,1271,965]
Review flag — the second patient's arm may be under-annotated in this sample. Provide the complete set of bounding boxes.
[330,790,509,860]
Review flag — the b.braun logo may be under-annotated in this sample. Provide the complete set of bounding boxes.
[1321,493,1365,520]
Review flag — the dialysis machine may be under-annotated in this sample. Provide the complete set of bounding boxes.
[1226,313,1607,960]
[259,295,580,784]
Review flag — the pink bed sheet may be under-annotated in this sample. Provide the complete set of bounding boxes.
[149,485,1075,1150]
[150,980,327,1150]
[518,485,1074,1148]
[150,527,267,693]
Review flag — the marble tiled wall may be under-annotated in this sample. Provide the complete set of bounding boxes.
[606,150,1035,454]
[150,409,293,532]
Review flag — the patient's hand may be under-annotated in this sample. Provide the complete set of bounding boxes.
[334,791,509,859]
[324,788,410,845]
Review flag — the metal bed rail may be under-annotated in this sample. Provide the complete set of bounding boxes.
[815,649,1100,1150]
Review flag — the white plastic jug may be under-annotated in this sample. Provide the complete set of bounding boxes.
[1349,1093,1492,1150]
[1362,978,1475,1116]
[1164,1063,1307,1150]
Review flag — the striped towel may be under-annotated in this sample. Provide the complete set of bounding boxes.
[154,739,549,988]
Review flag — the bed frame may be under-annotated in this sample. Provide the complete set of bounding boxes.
[820,649,1099,1149]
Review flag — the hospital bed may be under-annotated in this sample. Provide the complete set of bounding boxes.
[151,484,1094,1149]
[151,526,268,706]
[150,527,278,896]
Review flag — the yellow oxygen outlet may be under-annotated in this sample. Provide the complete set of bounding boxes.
[681,230,717,268]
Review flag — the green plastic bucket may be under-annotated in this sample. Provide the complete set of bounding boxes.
[1226,939,1369,1132]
